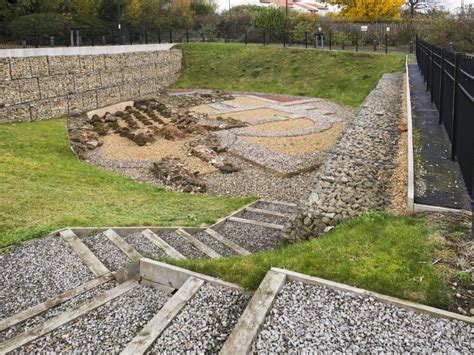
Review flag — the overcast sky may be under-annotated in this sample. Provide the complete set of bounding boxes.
[215,0,474,12]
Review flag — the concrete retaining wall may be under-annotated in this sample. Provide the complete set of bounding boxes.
[0,44,182,123]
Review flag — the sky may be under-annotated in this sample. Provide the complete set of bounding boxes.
[215,0,474,12]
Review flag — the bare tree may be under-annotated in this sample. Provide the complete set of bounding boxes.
[406,0,420,18]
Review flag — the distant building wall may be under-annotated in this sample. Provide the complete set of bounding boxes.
[0,44,182,123]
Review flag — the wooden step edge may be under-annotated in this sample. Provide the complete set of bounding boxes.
[103,229,142,261]
[228,217,284,230]
[245,207,291,218]
[141,229,186,260]
[0,280,138,354]
[175,228,221,259]
[219,271,287,354]
[60,229,110,277]
[121,277,205,355]
[204,229,251,256]
[0,273,113,332]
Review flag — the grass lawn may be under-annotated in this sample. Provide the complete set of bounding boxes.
[173,43,405,107]
[168,212,469,311]
[0,119,254,248]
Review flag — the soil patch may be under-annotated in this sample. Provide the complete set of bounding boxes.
[224,96,268,107]
[245,123,345,155]
[101,134,217,174]
[211,108,288,123]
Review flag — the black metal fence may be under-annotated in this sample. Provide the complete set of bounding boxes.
[0,22,412,54]
[416,38,473,198]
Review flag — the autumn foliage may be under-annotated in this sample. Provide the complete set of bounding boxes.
[334,0,405,22]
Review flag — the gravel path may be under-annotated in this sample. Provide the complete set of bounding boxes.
[0,281,117,342]
[254,201,298,215]
[149,283,249,353]
[241,211,289,226]
[0,237,94,320]
[219,221,283,253]
[123,233,165,258]
[158,231,208,259]
[81,233,130,271]
[252,281,473,353]
[21,284,169,353]
[205,153,315,203]
[192,231,238,257]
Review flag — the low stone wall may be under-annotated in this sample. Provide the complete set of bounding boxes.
[283,73,404,241]
[0,45,181,123]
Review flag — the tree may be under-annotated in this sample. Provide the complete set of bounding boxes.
[66,0,100,17]
[190,0,216,16]
[334,0,405,22]
[98,0,129,22]
[406,0,419,18]
[122,0,165,27]
[251,6,286,35]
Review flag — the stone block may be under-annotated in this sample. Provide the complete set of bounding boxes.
[30,56,49,77]
[30,99,52,121]
[79,55,95,72]
[123,68,141,83]
[0,81,21,106]
[100,70,123,87]
[0,58,11,81]
[67,93,83,114]
[93,55,106,71]
[141,63,157,80]
[74,72,101,92]
[48,55,80,75]
[7,103,31,122]
[105,54,125,69]
[120,83,140,101]
[39,75,74,99]
[96,86,120,108]
[82,91,98,111]
[18,78,40,102]
[9,58,32,79]
[50,96,69,118]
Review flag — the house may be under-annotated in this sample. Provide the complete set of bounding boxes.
[259,0,341,16]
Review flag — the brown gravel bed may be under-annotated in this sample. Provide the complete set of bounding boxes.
[158,231,208,259]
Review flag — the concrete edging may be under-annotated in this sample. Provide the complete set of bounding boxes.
[406,56,415,214]
[271,268,473,324]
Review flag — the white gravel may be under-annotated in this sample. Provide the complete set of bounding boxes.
[149,283,249,353]
[219,221,283,253]
[192,231,238,257]
[241,211,289,226]
[0,281,117,342]
[20,284,169,353]
[158,231,208,259]
[124,233,165,258]
[81,233,130,271]
[0,237,94,320]
[252,281,474,353]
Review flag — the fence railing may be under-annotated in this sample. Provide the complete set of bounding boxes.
[416,37,473,199]
[0,23,413,54]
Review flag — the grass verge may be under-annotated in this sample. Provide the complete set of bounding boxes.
[168,212,463,311]
[0,119,254,248]
[173,43,405,107]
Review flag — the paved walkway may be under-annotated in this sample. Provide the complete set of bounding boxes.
[409,64,471,211]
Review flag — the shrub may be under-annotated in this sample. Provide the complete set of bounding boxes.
[8,13,71,45]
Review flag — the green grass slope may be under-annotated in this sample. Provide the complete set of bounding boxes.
[0,119,253,248]
[173,43,405,107]
[169,213,452,309]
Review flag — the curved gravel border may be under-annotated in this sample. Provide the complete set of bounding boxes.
[20,284,170,353]
[252,281,473,353]
[0,237,94,320]
[149,283,249,353]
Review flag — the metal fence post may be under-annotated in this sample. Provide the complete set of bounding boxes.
[450,53,460,160]
[245,28,247,45]
[329,31,332,50]
[169,28,172,43]
[263,30,266,46]
[355,32,358,52]
[186,28,189,43]
[158,28,161,44]
[283,30,286,48]
[33,22,39,48]
[385,33,388,54]
[438,48,444,124]
[145,27,148,44]
[305,31,308,48]
[91,26,95,46]
[430,45,434,102]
